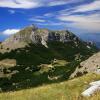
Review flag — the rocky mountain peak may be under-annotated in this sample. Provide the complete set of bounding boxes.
[1,24,98,55]
[0,25,81,51]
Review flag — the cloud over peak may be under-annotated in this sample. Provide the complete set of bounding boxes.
[2,29,20,35]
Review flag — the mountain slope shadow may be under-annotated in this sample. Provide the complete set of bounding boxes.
[0,42,97,92]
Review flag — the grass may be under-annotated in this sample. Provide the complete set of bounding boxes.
[0,73,100,100]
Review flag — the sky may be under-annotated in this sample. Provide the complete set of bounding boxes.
[0,0,100,42]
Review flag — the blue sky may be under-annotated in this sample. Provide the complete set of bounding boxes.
[0,0,100,41]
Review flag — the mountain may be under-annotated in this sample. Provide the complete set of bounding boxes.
[95,42,100,49]
[77,33,100,49]
[0,25,79,51]
[0,25,98,92]
[0,25,97,52]
[0,25,97,66]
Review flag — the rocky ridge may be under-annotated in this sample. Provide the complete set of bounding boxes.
[0,25,80,52]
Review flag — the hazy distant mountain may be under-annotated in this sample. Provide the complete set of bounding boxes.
[77,33,100,49]
[95,42,100,48]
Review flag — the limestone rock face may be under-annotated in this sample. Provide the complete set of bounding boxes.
[30,29,49,47]
[48,30,77,42]
[30,29,78,47]
[70,52,100,78]
[80,52,100,73]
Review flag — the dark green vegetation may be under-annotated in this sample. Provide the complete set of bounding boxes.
[0,39,98,92]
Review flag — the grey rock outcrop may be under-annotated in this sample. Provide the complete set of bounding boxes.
[70,52,100,78]
[30,29,49,47]
[80,52,100,73]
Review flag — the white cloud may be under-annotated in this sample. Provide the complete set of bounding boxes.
[0,0,40,9]
[50,1,100,33]
[44,13,54,17]
[74,0,100,12]
[29,18,46,22]
[36,21,65,26]
[58,14,100,23]
[57,13,100,32]
[48,1,67,6]
[51,0,100,17]
[44,8,74,17]
[0,0,81,9]
[68,22,100,33]
[2,29,20,35]
[8,10,15,14]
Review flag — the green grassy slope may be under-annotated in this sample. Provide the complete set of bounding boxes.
[0,73,100,100]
